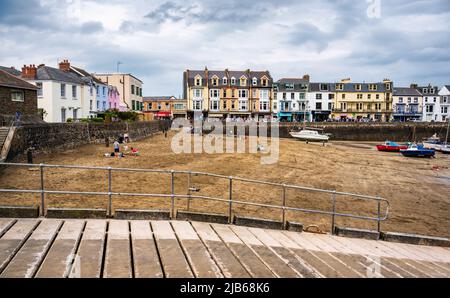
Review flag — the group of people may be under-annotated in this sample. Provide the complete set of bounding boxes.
[105,133,140,158]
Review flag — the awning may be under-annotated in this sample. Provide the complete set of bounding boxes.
[156,112,172,117]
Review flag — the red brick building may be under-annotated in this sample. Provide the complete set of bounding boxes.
[0,68,39,125]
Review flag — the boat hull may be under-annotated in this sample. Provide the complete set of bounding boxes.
[376,145,408,152]
[290,132,329,142]
[400,150,435,158]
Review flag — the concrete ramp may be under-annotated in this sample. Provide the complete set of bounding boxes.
[0,218,448,278]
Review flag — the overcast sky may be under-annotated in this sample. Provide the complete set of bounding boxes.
[1,0,449,96]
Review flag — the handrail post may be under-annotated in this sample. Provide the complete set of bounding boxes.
[331,190,336,235]
[187,171,191,211]
[171,171,175,219]
[39,163,45,217]
[107,167,112,217]
[282,184,287,229]
[228,177,233,224]
[377,197,381,233]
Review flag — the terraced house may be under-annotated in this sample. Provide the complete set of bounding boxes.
[273,76,310,122]
[183,68,273,120]
[332,78,393,122]
[417,85,440,122]
[142,96,186,121]
[392,86,423,122]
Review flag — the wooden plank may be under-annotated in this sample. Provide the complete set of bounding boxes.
[314,235,402,278]
[0,219,39,274]
[248,228,320,278]
[71,220,106,278]
[283,231,360,278]
[0,219,15,238]
[191,222,250,278]
[35,220,85,278]
[229,226,299,278]
[151,221,193,278]
[171,221,223,278]
[1,220,62,278]
[212,224,275,278]
[104,220,132,278]
[130,221,163,278]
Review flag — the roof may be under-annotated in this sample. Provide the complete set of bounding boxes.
[308,83,336,92]
[143,96,177,102]
[335,82,392,92]
[94,73,143,83]
[29,66,85,84]
[393,87,422,97]
[185,69,272,88]
[0,69,38,90]
[277,78,309,84]
[0,66,21,77]
[274,78,310,92]
[71,66,105,85]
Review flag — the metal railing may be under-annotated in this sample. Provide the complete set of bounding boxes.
[0,162,390,234]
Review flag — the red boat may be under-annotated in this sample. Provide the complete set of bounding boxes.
[376,141,408,152]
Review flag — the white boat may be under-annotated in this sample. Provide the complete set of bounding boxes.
[423,134,443,150]
[290,130,330,143]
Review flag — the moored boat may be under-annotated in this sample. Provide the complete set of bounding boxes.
[423,134,444,150]
[290,130,330,143]
[376,141,408,152]
[400,144,435,158]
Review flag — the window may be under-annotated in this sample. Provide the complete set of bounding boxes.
[399,97,404,103]
[193,100,202,111]
[238,100,248,111]
[316,102,322,110]
[131,85,135,95]
[231,77,236,85]
[222,77,227,85]
[328,94,334,100]
[103,102,106,110]
[430,88,435,94]
[194,89,202,98]
[212,77,218,86]
[336,84,344,90]
[36,83,43,97]
[103,87,106,95]
[342,94,346,99]
[291,93,295,100]
[376,94,380,100]
[223,101,227,110]
[299,93,305,100]
[97,101,100,110]
[157,103,162,110]
[61,84,66,98]
[90,86,93,96]
[61,108,66,122]
[408,97,412,103]
[355,84,362,91]
[357,94,363,99]
[320,84,328,91]
[210,89,219,98]
[252,77,257,86]
[252,89,257,98]
[73,109,78,120]
[386,83,391,90]
[260,90,269,100]
[442,106,448,114]
[341,102,347,110]
[210,100,219,111]
[423,88,428,94]
[11,90,24,102]
[426,105,433,113]
[414,97,419,103]
[132,100,136,110]
[238,89,248,98]
[368,94,371,100]
[357,103,363,110]
[316,94,322,100]
[240,77,247,86]
[174,104,184,110]
[369,84,378,91]
[259,101,269,111]
[195,77,202,86]
[261,78,268,87]
[72,85,77,98]
[282,93,286,100]
[286,84,294,90]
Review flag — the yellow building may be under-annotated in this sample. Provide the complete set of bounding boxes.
[142,96,187,121]
[332,78,393,122]
[183,68,273,120]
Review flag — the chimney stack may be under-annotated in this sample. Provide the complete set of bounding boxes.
[410,83,418,89]
[59,59,71,72]
[303,74,310,82]
[21,64,37,80]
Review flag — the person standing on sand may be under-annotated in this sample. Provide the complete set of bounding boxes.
[113,140,120,153]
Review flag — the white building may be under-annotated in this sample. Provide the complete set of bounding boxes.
[417,85,441,122]
[438,85,450,122]
[273,76,310,122]
[392,86,423,122]
[307,83,335,122]
[21,63,85,122]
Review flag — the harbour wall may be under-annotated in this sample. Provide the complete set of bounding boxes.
[7,121,168,161]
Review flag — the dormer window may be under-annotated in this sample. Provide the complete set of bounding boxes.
[430,88,435,94]
[423,88,428,94]
[240,77,247,86]
[336,84,344,91]
[231,77,236,85]
[369,84,378,91]
[355,84,362,91]
[212,77,219,86]
[385,83,391,90]
[261,78,268,87]
[195,75,202,87]
[252,77,257,86]
[286,83,294,90]
[222,77,228,85]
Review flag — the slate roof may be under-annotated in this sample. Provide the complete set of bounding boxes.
[335,82,391,92]
[185,69,273,88]
[274,78,310,92]
[31,66,85,84]
[71,66,105,85]
[393,87,422,97]
[416,85,439,95]
[0,66,21,77]
[309,83,336,92]
[0,69,38,90]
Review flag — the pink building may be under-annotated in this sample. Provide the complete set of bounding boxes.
[108,85,127,111]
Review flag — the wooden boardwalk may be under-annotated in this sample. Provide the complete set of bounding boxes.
[0,218,449,278]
